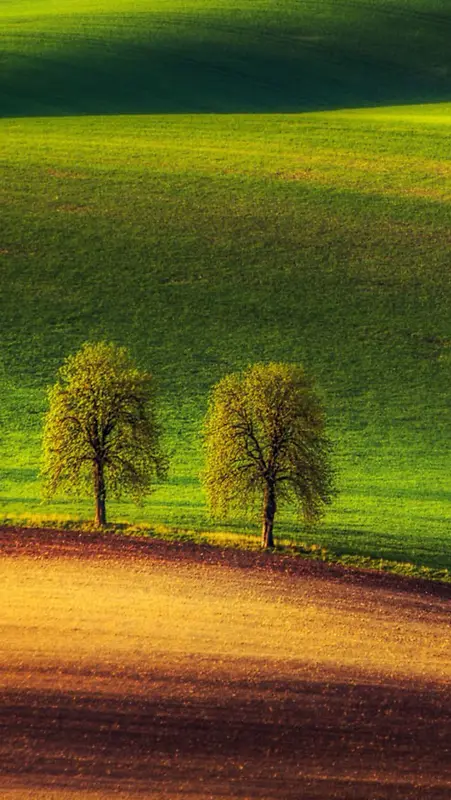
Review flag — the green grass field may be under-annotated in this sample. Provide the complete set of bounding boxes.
[2,0,451,116]
[2,0,451,571]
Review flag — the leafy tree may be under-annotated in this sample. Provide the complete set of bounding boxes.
[203,363,334,548]
[42,341,168,525]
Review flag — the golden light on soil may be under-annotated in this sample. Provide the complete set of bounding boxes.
[2,553,451,682]
[1,529,450,799]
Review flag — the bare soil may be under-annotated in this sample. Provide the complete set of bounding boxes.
[1,526,450,800]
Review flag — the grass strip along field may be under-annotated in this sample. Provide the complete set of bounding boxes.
[2,0,451,572]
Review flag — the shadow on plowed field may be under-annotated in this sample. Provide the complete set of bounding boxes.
[1,528,451,799]
[1,666,450,799]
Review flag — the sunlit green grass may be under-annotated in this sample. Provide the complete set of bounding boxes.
[2,104,451,570]
[2,0,451,569]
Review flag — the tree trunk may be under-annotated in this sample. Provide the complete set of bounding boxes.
[261,482,276,548]
[93,460,107,526]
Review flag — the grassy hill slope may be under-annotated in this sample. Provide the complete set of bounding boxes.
[1,0,451,116]
[2,0,451,570]
[2,104,451,571]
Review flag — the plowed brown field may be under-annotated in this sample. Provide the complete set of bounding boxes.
[1,527,450,799]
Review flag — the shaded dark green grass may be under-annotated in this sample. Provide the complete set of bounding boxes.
[2,0,451,116]
[2,107,451,569]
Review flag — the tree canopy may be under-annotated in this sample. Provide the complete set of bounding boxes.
[41,341,168,525]
[203,362,335,548]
